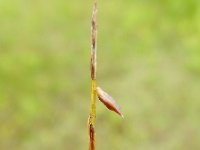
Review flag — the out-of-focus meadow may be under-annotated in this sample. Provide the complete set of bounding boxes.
[0,0,200,149]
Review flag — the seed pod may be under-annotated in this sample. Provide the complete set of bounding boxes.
[96,87,123,117]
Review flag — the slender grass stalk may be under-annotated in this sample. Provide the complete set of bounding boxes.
[88,2,97,150]
[88,2,123,150]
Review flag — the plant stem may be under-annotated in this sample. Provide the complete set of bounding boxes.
[88,79,96,150]
[88,2,97,150]
[90,79,97,126]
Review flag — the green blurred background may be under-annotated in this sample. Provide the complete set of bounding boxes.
[0,0,200,149]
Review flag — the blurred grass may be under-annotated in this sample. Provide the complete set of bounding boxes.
[0,0,200,149]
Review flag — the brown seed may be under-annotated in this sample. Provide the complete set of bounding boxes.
[96,87,123,117]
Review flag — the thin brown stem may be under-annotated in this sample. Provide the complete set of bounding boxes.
[88,2,97,150]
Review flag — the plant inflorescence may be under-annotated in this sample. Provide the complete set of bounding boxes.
[88,2,123,150]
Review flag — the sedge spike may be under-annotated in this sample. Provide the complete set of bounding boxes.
[88,3,97,150]
[87,2,123,150]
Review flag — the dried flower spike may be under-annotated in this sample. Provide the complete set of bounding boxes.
[88,3,97,150]
[97,87,123,118]
[88,2,123,150]
[90,2,97,80]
